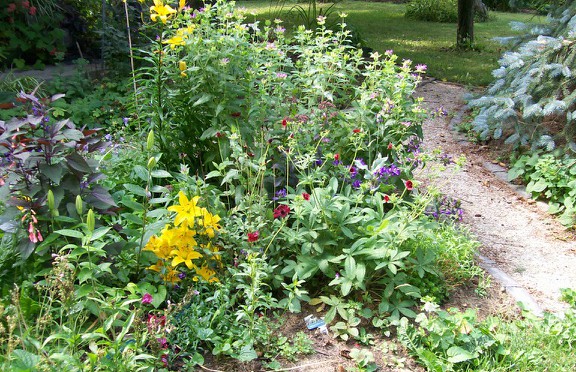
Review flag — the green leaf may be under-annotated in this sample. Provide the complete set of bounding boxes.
[55,229,84,239]
[237,344,258,362]
[124,183,147,197]
[11,349,40,371]
[90,227,111,242]
[527,179,547,193]
[341,279,353,296]
[121,198,144,211]
[151,170,172,178]
[446,346,476,363]
[344,256,356,280]
[77,268,93,284]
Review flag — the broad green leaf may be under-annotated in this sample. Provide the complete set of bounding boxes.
[124,183,147,197]
[90,227,111,242]
[55,229,84,239]
[446,346,476,363]
[151,170,172,178]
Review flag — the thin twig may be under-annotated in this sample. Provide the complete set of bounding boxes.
[197,365,224,372]
[263,359,337,372]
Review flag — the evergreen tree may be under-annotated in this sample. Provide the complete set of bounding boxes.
[469,1,576,152]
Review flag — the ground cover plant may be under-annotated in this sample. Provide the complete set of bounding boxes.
[1,0,575,371]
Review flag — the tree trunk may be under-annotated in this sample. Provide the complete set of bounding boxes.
[457,0,475,48]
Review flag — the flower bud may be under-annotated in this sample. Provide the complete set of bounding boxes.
[86,209,95,233]
[47,190,55,212]
[75,195,83,216]
[146,130,154,151]
[147,156,157,169]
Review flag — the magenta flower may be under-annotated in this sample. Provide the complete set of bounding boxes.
[142,293,153,305]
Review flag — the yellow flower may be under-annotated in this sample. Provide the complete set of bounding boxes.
[143,231,172,259]
[196,264,219,283]
[150,0,176,23]
[179,60,187,77]
[163,35,185,49]
[179,0,186,10]
[162,267,182,283]
[171,247,202,269]
[168,191,202,229]
[199,209,221,238]
[147,260,182,284]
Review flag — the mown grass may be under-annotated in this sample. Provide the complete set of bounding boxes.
[238,0,545,86]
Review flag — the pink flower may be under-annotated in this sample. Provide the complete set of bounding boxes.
[247,231,259,242]
[29,6,36,15]
[22,1,30,8]
[387,143,393,150]
[142,293,153,305]
[7,3,16,12]
[158,337,169,349]
[302,192,310,201]
[404,180,414,191]
[273,204,290,219]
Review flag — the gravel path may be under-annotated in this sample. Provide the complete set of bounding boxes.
[415,79,576,314]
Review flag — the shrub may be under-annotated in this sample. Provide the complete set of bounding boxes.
[0,0,66,68]
[405,0,458,23]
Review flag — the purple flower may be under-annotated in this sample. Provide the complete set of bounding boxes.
[415,64,427,73]
[123,117,129,126]
[142,293,153,305]
[273,188,287,200]
[349,166,358,178]
[104,133,112,141]
[374,164,401,179]
[178,272,186,279]
[352,179,362,189]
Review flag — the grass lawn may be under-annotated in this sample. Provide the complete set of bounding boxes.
[238,0,545,86]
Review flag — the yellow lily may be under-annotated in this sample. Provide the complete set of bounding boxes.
[150,0,176,24]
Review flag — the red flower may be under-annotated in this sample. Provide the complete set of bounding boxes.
[387,142,393,150]
[247,231,259,242]
[302,192,310,201]
[231,112,241,117]
[404,180,414,191]
[273,204,290,219]
[353,128,361,133]
[282,118,288,128]
[334,153,340,161]
[383,194,390,203]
